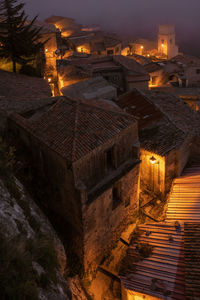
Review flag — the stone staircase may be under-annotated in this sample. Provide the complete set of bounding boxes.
[166,163,200,223]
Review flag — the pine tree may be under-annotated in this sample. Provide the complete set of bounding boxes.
[0,0,45,73]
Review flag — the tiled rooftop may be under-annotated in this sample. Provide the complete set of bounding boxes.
[60,55,149,77]
[10,97,136,163]
[117,89,194,156]
[0,69,51,98]
[142,90,200,137]
[139,118,186,156]
[61,76,117,100]
[117,89,163,129]
[171,54,200,66]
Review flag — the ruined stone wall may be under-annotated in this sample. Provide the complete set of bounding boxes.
[82,164,140,271]
[73,124,138,189]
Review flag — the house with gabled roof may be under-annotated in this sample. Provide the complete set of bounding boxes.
[57,55,150,95]
[9,96,140,271]
[117,89,200,197]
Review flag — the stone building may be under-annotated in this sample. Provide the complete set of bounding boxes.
[44,15,82,38]
[9,97,140,271]
[61,76,117,100]
[35,21,62,95]
[144,62,164,87]
[67,32,122,56]
[158,24,179,59]
[150,86,200,111]
[130,39,157,57]
[117,89,200,197]
[144,54,200,89]
[57,55,150,95]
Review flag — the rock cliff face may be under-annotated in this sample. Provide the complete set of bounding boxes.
[0,177,71,300]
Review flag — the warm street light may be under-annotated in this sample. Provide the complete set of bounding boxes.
[150,156,156,164]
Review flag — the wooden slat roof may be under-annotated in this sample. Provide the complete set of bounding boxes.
[120,223,185,299]
[166,164,200,222]
[121,163,200,299]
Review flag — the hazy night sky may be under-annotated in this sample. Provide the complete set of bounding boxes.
[23,0,200,55]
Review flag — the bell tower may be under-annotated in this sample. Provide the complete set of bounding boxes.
[158,25,178,59]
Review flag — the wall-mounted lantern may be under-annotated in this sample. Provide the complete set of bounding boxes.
[150,156,157,164]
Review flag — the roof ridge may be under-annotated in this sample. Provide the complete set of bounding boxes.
[78,98,137,120]
[71,100,80,162]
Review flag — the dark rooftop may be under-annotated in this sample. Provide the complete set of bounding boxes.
[139,118,186,156]
[10,97,136,163]
[142,90,200,137]
[117,89,163,129]
[60,55,149,78]
[0,69,51,98]
[144,62,163,73]
[117,89,192,156]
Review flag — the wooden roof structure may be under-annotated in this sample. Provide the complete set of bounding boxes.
[121,163,200,299]
[120,223,185,300]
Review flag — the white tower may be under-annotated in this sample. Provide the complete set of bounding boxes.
[158,25,178,59]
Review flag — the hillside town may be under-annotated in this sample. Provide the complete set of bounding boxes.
[1,2,200,300]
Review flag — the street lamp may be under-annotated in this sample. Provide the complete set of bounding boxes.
[150,156,156,164]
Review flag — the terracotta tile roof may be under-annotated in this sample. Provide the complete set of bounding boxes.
[127,54,151,66]
[0,70,51,98]
[113,55,149,77]
[117,89,188,156]
[144,62,163,73]
[11,97,136,163]
[171,54,200,66]
[0,96,56,114]
[142,90,200,137]
[117,89,163,129]
[139,118,187,156]
[104,37,121,48]
[60,56,149,78]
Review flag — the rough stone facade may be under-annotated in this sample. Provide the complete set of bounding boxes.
[9,98,140,272]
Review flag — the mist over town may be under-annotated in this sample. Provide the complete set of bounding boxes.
[0,0,200,299]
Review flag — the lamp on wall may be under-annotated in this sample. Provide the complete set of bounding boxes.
[150,156,156,164]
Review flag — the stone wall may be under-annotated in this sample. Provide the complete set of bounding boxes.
[9,116,140,272]
[82,164,140,271]
[9,118,84,259]
[185,67,200,87]
[140,149,166,195]
[73,124,138,189]
[176,135,192,175]
[127,80,148,91]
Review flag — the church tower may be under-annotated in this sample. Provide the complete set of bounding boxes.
[158,25,178,59]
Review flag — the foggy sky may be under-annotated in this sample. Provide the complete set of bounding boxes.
[23,0,200,55]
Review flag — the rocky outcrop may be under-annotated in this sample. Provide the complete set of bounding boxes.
[0,177,71,300]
